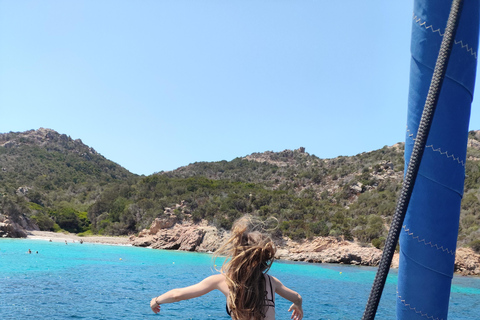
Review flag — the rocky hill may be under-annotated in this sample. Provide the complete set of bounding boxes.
[163,144,405,207]
[0,128,137,236]
[1,128,480,255]
[0,128,134,186]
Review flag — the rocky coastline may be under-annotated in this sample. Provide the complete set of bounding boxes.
[3,213,477,276]
[130,216,480,277]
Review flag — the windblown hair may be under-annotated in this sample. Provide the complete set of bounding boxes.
[215,215,277,320]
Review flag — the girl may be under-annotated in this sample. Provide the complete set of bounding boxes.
[150,215,303,319]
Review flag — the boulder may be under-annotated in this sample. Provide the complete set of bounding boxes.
[150,223,206,251]
[280,236,383,266]
[149,216,177,234]
[0,219,28,238]
[197,227,225,252]
[131,217,216,252]
[455,247,480,276]
[16,186,30,196]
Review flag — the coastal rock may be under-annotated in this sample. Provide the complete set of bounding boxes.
[454,247,480,276]
[0,218,28,238]
[133,216,178,245]
[197,227,226,252]
[131,235,154,247]
[148,216,177,235]
[391,253,400,269]
[319,245,382,266]
[131,217,218,252]
[0,213,38,238]
[283,238,383,266]
[150,223,205,251]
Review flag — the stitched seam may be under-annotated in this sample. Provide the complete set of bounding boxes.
[402,225,455,255]
[425,145,465,166]
[397,292,444,320]
[413,14,477,59]
[406,127,466,167]
[413,14,444,36]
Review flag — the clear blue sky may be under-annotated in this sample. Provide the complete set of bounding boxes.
[1,1,479,175]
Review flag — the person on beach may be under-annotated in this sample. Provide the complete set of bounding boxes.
[150,215,303,319]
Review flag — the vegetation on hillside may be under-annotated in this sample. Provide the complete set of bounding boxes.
[1,128,480,250]
[0,129,137,233]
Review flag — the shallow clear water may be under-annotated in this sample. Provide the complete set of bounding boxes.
[0,238,478,319]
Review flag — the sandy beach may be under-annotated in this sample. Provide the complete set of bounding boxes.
[26,230,131,246]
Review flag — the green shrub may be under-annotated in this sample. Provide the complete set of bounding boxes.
[53,208,82,233]
[31,213,55,231]
[468,239,480,253]
[371,237,385,249]
[78,230,93,237]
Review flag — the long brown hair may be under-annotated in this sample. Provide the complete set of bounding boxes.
[215,215,277,320]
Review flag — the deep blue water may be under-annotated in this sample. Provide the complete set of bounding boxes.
[0,238,479,319]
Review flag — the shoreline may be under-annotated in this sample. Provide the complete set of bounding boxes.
[23,230,480,277]
[26,230,131,246]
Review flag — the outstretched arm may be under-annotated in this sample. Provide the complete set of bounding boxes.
[150,274,225,314]
[272,276,303,320]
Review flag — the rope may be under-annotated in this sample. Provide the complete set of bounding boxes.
[361,0,465,319]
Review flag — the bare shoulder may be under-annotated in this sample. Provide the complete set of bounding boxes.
[266,274,281,291]
[207,273,226,283]
[268,275,281,286]
[207,273,229,296]
[200,273,225,286]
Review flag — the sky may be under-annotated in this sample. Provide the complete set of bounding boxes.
[1,1,479,176]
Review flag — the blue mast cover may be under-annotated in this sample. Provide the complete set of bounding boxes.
[398,1,479,319]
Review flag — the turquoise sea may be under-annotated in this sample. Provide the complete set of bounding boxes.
[0,239,479,319]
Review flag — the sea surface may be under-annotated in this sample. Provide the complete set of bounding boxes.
[0,238,479,319]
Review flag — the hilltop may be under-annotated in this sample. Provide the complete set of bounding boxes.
[0,128,135,186]
[164,144,405,207]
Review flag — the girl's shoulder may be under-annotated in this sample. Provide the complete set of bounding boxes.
[207,273,226,283]
[268,274,292,293]
[265,273,278,289]
[208,273,229,296]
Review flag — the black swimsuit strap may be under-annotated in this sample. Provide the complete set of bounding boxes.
[264,274,275,306]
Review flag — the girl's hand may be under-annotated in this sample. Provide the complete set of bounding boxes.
[288,303,303,320]
[150,298,161,314]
